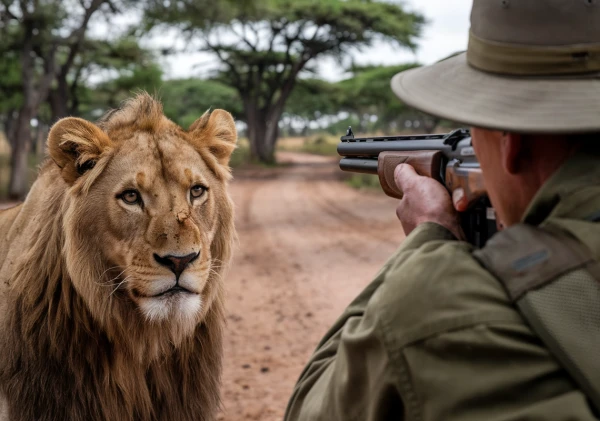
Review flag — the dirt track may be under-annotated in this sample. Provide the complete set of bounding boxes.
[219,152,404,420]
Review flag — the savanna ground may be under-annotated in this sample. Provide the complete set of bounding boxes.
[0,137,405,421]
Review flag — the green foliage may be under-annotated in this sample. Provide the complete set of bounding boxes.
[0,51,22,113]
[77,62,163,120]
[160,78,242,128]
[0,17,23,115]
[338,64,419,115]
[279,134,339,156]
[337,64,442,133]
[284,78,341,122]
[76,36,164,119]
[144,0,425,162]
[228,142,252,168]
[345,173,382,191]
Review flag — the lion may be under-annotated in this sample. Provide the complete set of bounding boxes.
[0,93,237,421]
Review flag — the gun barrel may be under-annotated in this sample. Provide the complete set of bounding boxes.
[337,138,452,157]
[339,158,378,174]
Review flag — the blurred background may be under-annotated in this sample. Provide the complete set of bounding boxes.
[0,1,469,419]
[0,0,468,200]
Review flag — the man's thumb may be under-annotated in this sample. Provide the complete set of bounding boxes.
[393,163,418,193]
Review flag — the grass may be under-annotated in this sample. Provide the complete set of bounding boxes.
[278,134,339,156]
[344,173,382,191]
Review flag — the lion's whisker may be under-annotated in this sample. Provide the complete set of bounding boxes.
[93,265,124,285]
[109,275,133,297]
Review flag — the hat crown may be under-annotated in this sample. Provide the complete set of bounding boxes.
[390,0,600,135]
[471,0,600,46]
[467,0,600,76]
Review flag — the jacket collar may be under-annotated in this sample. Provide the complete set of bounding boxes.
[523,147,600,226]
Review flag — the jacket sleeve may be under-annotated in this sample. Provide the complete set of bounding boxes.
[284,223,457,421]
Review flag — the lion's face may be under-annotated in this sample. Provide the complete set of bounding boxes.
[47,95,236,333]
[79,133,227,323]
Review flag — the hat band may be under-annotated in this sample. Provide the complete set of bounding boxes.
[467,31,600,76]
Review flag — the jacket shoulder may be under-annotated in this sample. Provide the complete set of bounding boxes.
[373,236,524,348]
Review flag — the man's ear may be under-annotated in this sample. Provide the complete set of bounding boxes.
[47,117,112,184]
[502,132,524,174]
[189,109,237,167]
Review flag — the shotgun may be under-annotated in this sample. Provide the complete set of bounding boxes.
[337,127,497,247]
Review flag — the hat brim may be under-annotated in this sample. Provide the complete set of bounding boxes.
[391,53,600,134]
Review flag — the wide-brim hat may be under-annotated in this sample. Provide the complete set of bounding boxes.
[391,0,600,134]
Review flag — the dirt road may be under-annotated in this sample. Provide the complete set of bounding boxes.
[220,152,404,420]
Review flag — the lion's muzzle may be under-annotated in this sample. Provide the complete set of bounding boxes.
[153,251,200,279]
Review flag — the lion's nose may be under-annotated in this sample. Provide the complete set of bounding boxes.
[153,252,200,279]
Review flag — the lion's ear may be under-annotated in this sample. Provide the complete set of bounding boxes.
[189,109,237,167]
[47,117,112,184]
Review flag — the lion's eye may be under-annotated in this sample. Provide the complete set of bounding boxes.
[120,190,141,205]
[190,185,206,200]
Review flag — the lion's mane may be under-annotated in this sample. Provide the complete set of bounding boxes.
[0,95,235,421]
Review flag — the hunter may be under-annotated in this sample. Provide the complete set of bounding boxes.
[285,0,600,420]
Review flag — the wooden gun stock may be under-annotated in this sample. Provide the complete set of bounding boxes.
[377,151,442,199]
[377,151,487,209]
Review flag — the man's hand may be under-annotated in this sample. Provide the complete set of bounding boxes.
[394,163,465,240]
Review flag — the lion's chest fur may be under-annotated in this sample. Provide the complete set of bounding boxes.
[2,330,218,421]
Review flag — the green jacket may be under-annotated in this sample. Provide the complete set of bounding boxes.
[285,150,600,421]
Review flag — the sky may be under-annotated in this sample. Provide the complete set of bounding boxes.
[157,0,472,82]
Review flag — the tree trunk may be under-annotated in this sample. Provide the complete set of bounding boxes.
[3,111,17,148]
[247,116,273,163]
[239,58,306,163]
[8,109,33,200]
[245,110,283,164]
[35,123,48,158]
[49,85,69,123]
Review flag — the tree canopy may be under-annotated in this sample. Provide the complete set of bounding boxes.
[337,64,440,133]
[0,0,436,199]
[145,0,425,162]
[159,78,243,128]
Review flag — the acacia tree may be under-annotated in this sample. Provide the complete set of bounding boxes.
[337,64,442,133]
[0,0,127,199]
[283,78,341,135]
[47,36,154,122]
[158,78,242,128]
[146,0,424,163]
[52,36,162,124]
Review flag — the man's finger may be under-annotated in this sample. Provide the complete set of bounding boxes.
[452,188,468,212]
[393,163,419,193]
